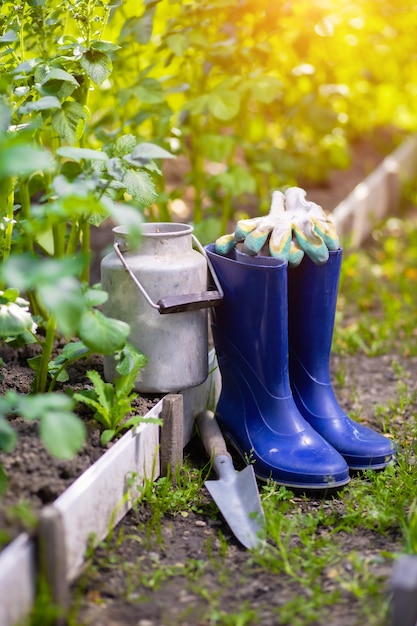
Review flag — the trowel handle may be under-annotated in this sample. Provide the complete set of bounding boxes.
[195,410,232,462]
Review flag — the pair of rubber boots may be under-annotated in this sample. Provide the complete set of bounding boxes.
[206,244,396,489]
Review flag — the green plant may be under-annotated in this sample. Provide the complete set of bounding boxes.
[0,390,85,459]
[0,0,175,473]
[103,0,417,244]
[73,343,152,444]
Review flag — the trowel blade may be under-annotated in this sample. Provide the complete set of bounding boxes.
[205,461,265,550]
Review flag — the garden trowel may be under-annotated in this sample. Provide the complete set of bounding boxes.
[195,410,265,550]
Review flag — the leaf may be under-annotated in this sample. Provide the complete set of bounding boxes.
[129,142,175,164]
[207,91,240,120]
[40,68,79,99]
[38,277,85,337]
[0,144,52,179]
[100,429,116,445]
[90,40,120,52]
[27,355,41,374]
[78,310,130,354]
[122,169,157,206]
[52,101,87,144]
[72,390,103,415]
[0,301,34,338]
[1,255,85,292]
[41,68,79,87]
[115,343,148,377]
[133,78,164,104]
[57,147,108,162]
[120,12,155,45]
[85,370,114,418]
[80,50,113,85]
[106,157,124,180]
[83,287,108,308]
[0,102,11,134]
[19,96,61,114]
[122,415,144,429]
[52,341,90,367]
[40,412,86,459]
[195,134,234,162]
[249,75,282,104]
[17,393,75,421]
[0,29,17,44]
[88,211,108,228]
[47,356,70,383]
[106,203,143,247]
[52,174,98,200]
[0,465,7,498]
[166,33,189,56]
[114,134,137,156]
[0,288,20,303]
[0,417,17,453]
[183,94,210,116]
[213,164,256,196]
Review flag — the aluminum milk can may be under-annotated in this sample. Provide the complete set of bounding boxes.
[101,223,222,393]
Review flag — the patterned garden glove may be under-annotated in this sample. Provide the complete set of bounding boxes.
[215,187,340,266]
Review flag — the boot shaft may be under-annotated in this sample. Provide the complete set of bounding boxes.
[287,248,343,382]
[206,245,291,397]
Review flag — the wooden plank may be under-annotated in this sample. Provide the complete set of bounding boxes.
[390,554,417,626]
[160,394,184,477]
[53,399,162,582]
[0,533,36,626]
[332,134,417,247]
[38,506,69,623]
[37,351,220,587]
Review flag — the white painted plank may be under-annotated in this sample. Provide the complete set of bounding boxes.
[331,134,417,247]
[53,400,163,582]
[0,533,36,626]
[43,352,220,585]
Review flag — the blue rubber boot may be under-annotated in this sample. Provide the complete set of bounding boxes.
[287,249,396,470]
[206,244,350,489]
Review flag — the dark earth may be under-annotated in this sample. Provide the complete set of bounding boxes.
[0,137,411,625]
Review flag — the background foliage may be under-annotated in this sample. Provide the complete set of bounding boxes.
[3,0,417,242]
[104,0,417,238]
[1,0,417,457]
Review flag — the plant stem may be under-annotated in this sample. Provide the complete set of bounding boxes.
[19,180,33,253]
[48,348,93,392]
[66,221,80,257]
[53,223,66,258]
[190,138,205,224]
[1,178,15,266]
[36,315,57,393]
[81,220,90,283]
[220,193,232,236]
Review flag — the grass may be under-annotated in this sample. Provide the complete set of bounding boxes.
[67,205,417,626]
[335,208,417,357]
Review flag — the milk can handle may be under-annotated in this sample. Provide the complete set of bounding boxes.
[113,235,223,314]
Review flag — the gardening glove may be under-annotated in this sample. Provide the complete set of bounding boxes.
[284,187,340,256]
[215,187,340,266]
[215,191,290,259]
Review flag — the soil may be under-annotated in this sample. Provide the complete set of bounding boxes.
[0,136,410,625]
[71,352,410,626]
[0,343,162,545]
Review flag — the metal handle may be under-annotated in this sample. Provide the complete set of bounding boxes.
[113,234,223,315]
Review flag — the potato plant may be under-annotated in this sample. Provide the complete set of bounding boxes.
[0,0,171,464]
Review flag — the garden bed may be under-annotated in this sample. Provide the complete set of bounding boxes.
[1,134,417,626]
[0,345,220,626]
